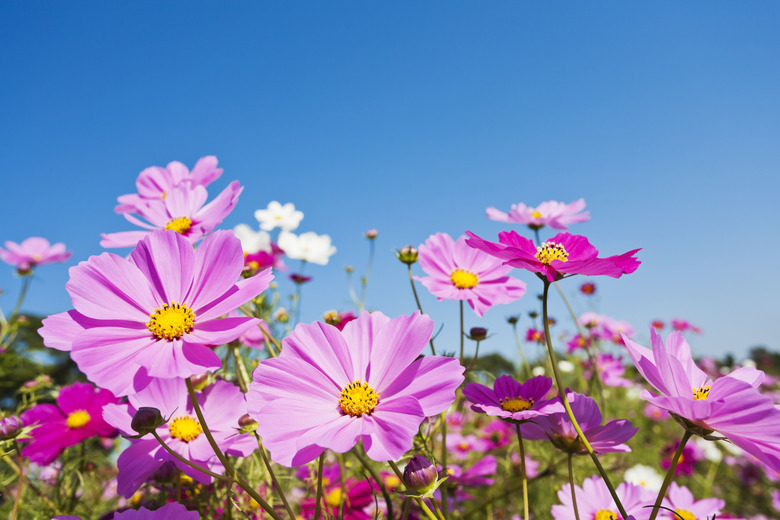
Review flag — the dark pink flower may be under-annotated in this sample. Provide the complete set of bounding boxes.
[661,440,704,476]
[671,319,702,334]
[579,282,596,295]
[463,375,563,422]
[466,231,640,282]
[0,237,71,273]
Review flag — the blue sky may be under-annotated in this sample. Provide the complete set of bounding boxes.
[1,2,778,362]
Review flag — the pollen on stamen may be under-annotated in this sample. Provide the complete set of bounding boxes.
[339,380,379,417]
[450,268,479,289]
[499,396,534,413]
[66,410,91,429]
[594,509,620,520]
[164,216,192,234]
[535,242,569,264]
[168,414,203,443]
[692,385,711,400]
[147,302,195,340]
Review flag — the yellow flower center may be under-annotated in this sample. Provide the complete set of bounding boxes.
[692,385,711,400]
[66,410,91,429]
[675,509,696,520]
[168,414,203,442]
[147,302,195,340]
[594,509,620,520]
[384,475,401,488]
[164,216,192,234]
[499,397,534,413]
[535,242,569,264]
[339,381,379,417]
[325,488,342,508]
[530,210,542,219]
[450,268,479,289]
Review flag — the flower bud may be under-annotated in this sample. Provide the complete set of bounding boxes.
[345,265,354,273]
[506,315,519,325]
[365,229,378,240]
[238,413,258,433]
[0,416,23,441]
[403,455,438,495]
[469,327,488,341]
[323,310,341,326]
[528,311,539,319]
[396,246,419,265]
[131,407,165,436]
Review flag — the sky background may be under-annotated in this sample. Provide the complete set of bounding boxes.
[1,2,778,364]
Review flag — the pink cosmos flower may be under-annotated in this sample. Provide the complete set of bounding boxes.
[552,475,655,520]
[486,199,589,231]
[623,329,780,472]
[447,455,497,488]
[20,382,118,465]
[583,354,633,388]
[103,378,256,497]
[447,433,490,459]
[661,483,724,520]
[671,319,702,334]
[102,181,242,248]
[0,237,71,273]
[39,230,272,396]
[465,231,640,282]
[481,419,513,450]
[660,440,704,476]
[246,310,464,466]
[520,391,637,455]
[603,318,635,345]
[323,310,357,331]
[299,473,381,520]
[526,328,545,345]
[115,156,223,214]
[580,282,596,295]
[113,502,200,519]
[463,375,563,422]
[643,403,670,422]
[415,233,526,317]
[566,334,592,353]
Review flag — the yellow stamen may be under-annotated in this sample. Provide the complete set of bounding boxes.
[675,509,696,520]
[168,414,203,442]
[66,410,91,429]
[339,381,379,417]
[450,268,479,289]
[499,397,534,413]
[325,488,342,508]
[595,510,620,520]
[164,216,192,234]
[692,385,711,400]
[535,241,569,264]
[530,210,542,219]
[147,302,195,340]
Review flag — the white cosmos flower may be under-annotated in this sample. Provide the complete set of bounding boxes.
[254,201,304,231]
[557,360,575,373]
[623,464,663,492]
[278,231,336,265]
[693,437,723,462]
[233,224,272,254]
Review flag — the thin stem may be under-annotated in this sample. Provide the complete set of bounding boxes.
[231,345,250,393]
[407,265,435,355]
[2,454,62,514]
[567,454,581,520]
[459,301,464,362]
[9,276,31,323]
[151,431,230,481]
[648,430,693,520]
[293,260,307,327]
[511,322,532,380]
[387,460,440,520]
[541,281,627,520]
[314,453,325,520]
[338,453,346,519]
[440,411,449,519]
[352,447,394,520]
[10,443,24,520]
[515,424,530,520]
[254,433,296,520]
[258,321,281,358]
[430,498,446,520]
[466,340,481,372]
[358,238,376,310]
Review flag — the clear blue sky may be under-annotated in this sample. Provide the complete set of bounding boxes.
[1,2,778,362]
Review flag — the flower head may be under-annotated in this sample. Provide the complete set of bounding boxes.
[278,231,336,265]
[246,310,464,466]
[415,233,526,317]
[463,375,563,422]
[40,229,272,396]
[486,199,589,231]
[254,201,304,231]
[465,231,640,282]
[20,382,118,465]
[0,237,71,273]
[552,475,655,520]
[113,502,200,519]
[661,483,724,520]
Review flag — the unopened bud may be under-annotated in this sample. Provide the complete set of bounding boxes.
[403,455,438,494]
[365,229,378,240]
[238,413,258,433]
[323,310,341,326]
[507,315,519,325]
[0,416,23,441]
[345,265,354,273]
[469,327,488,341]
[528,311,539,319]
[396,246,418,265]
[131,407,165,436]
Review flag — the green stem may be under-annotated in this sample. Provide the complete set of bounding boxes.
[358,238,375,311]
[387,460,440,520]
[10,443,24,520]
[8,276,31,323]
[231,345,251,393]
[459,301,464,362]
[254,434,296,520]
[314,452,325,520]
[440,411,450,519]
[258,321,281,358]
[2,454,62,514]
[151,431,230,481]
[511,322,532,380]
[541,280,627,520]
[352,447,394,520]
[567,454,581,520]
[466,340,481,373]
[407,264,435,355]
[430,497,446,520]
[648,430,693,520]
[515,424,529,520]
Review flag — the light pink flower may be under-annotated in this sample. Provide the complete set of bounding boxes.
[0,237,71,273]
[486,199,589,231]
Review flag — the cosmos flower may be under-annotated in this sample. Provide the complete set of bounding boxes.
[661,483,724,520]
[115,156,223,214]
[299,472,382,520]
[670,319,702,334]
[20,382,118,465]
[465,231,640,282]
[623,464,664,493]
[624,329,780,472]
[103,378,256,497]
[246,310,464,466]
[525,328,545,345]
[463,375,563,422]
[551,475,655,520]
[415,233,526,317]
[0,237,71,273]
[323,310,357,331]
[278,231,337,265]
[447,433,490,459]
[580,282,597,295]
[39,230,272,396]
[486,199,589,231]
[583,353,632,388]
[660,439,704,476]
[102,182,243,248]
[113,502,200,519]
[520,391,637,455]
[233,223,272,254]
[255,201,304,232]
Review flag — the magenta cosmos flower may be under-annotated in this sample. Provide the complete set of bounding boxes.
[247,310,464,466]
[415,233,526,317]
[623,329,780,472]
[103,378,256,497]
[39,229,272,396]
[486,198,589,230]
[115,156,223,214]
[0,237,71,273]
[465,231,640,282]
[113,502,200,520]
[552,475,655,520]
[20,382,118,465]
[521,391,637,455]
[101,181,242,248]
[661,482,724,520]
[463,375,563,422]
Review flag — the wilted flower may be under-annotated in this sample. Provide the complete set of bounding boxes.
[254,201,304,231]
[0,237,71,274]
